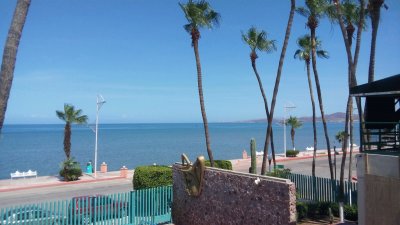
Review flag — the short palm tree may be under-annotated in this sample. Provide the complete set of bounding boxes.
[297,0,334,180]
[242,26,277,158]
[0,0,31,132]
[335,131,347,148]
[285,116,303,150]
[56,104,88,160]
[179,0,220,167]
[294,34,328,177]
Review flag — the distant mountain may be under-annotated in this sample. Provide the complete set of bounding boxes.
[242,112,359,123]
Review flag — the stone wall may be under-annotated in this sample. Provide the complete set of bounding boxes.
[172,165,296,225]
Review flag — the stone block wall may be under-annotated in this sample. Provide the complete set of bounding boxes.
[172,165,296,225]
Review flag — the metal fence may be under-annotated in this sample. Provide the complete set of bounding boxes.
[288,173,357,205]
[0,185,172,225]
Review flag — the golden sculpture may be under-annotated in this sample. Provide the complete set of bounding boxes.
[180,154,205,197]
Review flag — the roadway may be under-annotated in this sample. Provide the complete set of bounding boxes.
[0,175,133,208]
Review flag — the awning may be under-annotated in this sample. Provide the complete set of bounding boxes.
[350,74,400,97]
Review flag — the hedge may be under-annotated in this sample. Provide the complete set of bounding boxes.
[296,201,358,222]
[133,165,172,190]
[286,150,299,157]
[205,160,232,170]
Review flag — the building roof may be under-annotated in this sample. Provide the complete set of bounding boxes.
[350,74,400,97]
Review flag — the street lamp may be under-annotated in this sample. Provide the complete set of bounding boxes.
[94,94,106,178]
[283,103,296,157]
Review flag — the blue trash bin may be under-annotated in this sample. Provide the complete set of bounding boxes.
[86,162,93,174]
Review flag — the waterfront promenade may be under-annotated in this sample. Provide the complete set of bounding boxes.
[0,149,357,208]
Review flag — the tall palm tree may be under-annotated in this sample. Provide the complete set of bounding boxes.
[0,0,31,132]
[56,104,88,160]
[179,0,220,167]
[332,0,366,213]
[294,34,328,177]
[367,0,386,83]
[285,116,303,150]
[296,0,334,180]
[261,0,296,175]
[242,27,277,159]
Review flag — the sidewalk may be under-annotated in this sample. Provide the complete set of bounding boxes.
[0,170,134,193]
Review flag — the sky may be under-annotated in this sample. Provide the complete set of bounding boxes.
[0,0,399,124]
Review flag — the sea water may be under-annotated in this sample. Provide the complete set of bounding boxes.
[0,122,359,179]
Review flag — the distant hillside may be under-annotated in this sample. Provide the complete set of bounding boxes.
[242,112,359,123]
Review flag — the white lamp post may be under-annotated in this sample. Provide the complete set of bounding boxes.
[283,103,296,157]
[94,94,106,178]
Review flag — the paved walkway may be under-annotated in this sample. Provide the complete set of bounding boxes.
[230,148,359,179]
[0,170,134,193]
[0,148,358,193]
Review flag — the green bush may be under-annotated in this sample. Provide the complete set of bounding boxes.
[133,165,172,190]
[296,201,357,222]
[59,158,82,181]
[296,202,308,220]
[344,204,358,221]
[286,150,299,157]
[205,160,232,170]
[267,168,291,179]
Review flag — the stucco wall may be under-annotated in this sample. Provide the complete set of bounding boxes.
[356,153,400,225]
[172,165,296,225]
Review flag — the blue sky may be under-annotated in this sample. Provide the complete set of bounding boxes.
[0,0,399,124]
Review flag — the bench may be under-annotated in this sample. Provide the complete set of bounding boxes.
[10,170,37,179]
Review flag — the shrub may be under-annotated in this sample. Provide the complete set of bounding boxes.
[295,201,357,222]
[205,160,232,170]
[344,204,358,221]
[59,158,82,181]
[133,165,172,190]
[267,168,291,179]
[286,150,299,157]
[296,202,308,220]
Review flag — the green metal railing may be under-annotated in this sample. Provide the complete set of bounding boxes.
[288,173,357,205]
[0,185,172,225]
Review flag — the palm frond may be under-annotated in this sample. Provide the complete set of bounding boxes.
[296,7,311,18]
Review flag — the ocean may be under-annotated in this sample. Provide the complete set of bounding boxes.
[0,122,359,180]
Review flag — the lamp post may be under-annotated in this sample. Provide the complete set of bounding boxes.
[94,94,106,178]
[283,103,296,157]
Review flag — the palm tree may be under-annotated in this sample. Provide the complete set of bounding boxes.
[241,27,277,160]
[294,34,328,177]
[285,116,303,150]
[367,0,387,83]
[179,0,220,167]
[0,0,31,132]
[335,131,347,149]
[261,0,296,175]
[296,0,334,180]
[56,104,88,160]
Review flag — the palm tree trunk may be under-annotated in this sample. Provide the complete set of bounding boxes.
[251,59,276,159]
[368,0,383,83]
[291,128,295,150]
[306,61,318,177]
[339,96,351,201]
[0,0,31,132]
[261,0,295,175]
[64,123,72,159]
[192,34,214,167]
[348,104,354,181]
[310,28,334,180]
